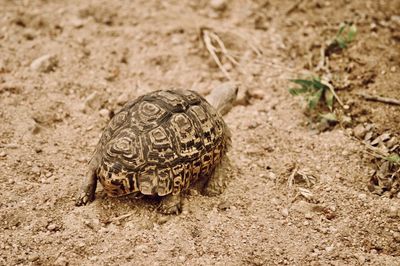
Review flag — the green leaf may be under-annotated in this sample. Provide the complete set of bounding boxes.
[289,87,309,96]
[336,24,346,36]
[290,79,314,88]
[336,37,347,49]
[324,88,334,111]
[311,79,329,90]
[319,112,337,122]
[386,154,400,165]
[308,89,323,109]
[347,25,357,42]
[334,23,357,49]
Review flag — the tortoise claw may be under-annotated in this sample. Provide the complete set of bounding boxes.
[158,194,182,215]
[75,191,95,206]
[75,172,97,207]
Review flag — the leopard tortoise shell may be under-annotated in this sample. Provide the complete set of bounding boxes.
[76,83,238,214]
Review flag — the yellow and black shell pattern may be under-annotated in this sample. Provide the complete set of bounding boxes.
[95,89,231,197]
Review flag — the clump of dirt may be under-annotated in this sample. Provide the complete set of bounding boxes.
[1,0,399,265]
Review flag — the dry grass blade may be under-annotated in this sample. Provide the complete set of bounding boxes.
[322,79,344,107]
[292,187,314,202]
[109,212,135,222]
[357,93,400,106]
[287,163,299,190]
[201,28,232,80]
[286,0,304,15]
[219,28,264,57]
[208,31,240,67]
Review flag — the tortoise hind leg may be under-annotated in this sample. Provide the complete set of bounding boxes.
[158,193,182,215]
[203,157,231,196]
[75,166,98,206]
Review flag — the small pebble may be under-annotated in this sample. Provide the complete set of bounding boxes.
[47,223,58,231]
[304,212,313,219]
[0,151,6,157]
[249,89,265,100]
[325,245,334,253]
[388,206,398,218]
[54,256,68,266]
[210,0,226,11]
[385,137,397,149]
[99,108,110,118]
[353,124,367,139]
[70,18,85,28]
[364,131,373,141]
[188,189,199,196]
[139,220,154,230]
[356,254,366,264]
[84,91,101,110]
[28,254,40,262]
[393,232,400,242]
[30,54,58,73]
[281,208,289,217]
[32,123,42,134]
[218,201,231,211]
[4,143,18,149]
[358,193,367,201]
[31,166,41,175]
[247,121,260,129]
[135,244,148,253]
[117,93,128,105]
[267,172,276,181]
[157,216,170,225]
[341,115,352,127]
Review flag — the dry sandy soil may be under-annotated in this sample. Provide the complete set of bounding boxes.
[1,0,400,265]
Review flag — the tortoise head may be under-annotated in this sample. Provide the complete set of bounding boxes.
[205,82,238,116]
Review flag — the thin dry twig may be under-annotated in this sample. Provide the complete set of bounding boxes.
[287,163,299,190]
[286,0,304,15]
[208,31,240,67]
[324,82,345,108]
[357,93,400,106]
[315,46,326,71]
[228,51,298,72]
[109,212,135,222]
[201,28,232,80]
[219,29,264,57]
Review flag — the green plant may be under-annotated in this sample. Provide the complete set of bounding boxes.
[335,23,357,49]
[325,23,357,56]
[386,153,400,166]
[289,77,335,110]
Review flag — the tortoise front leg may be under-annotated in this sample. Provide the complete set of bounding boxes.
[158,193,182,215]
[203,156,231,196]
[75,167,98,206]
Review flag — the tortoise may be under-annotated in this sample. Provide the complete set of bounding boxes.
[76,83,238,214]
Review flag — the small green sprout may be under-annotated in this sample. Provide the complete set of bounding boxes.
[289,77,335,110]
[335,23,357,48]
[385,154,400,166]
[325,23,357,56]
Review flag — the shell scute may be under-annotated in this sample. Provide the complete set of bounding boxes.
[95,89,230,197]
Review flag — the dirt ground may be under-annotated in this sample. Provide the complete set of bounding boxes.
[1,0,400,265]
